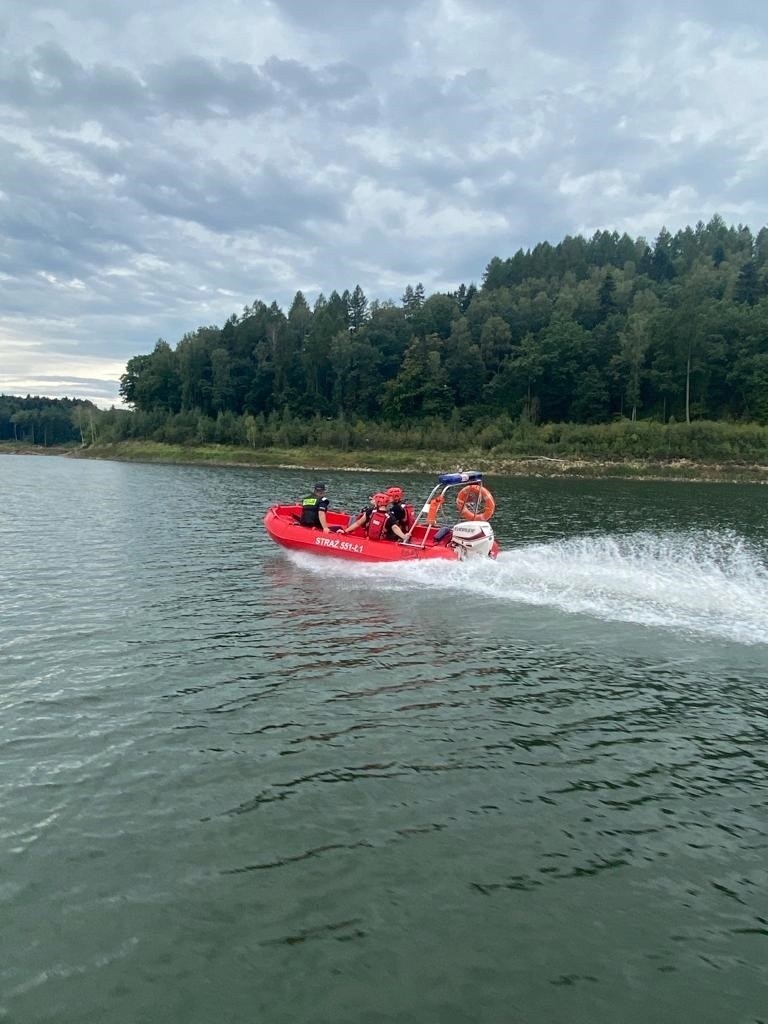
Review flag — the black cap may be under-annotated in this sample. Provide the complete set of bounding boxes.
[313,482,327,491]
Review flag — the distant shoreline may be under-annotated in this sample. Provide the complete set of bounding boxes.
[2,440,767,484]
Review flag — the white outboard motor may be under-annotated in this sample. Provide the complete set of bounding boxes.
[449,520,495,560]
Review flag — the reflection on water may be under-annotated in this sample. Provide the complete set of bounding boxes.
[1,456,767,1024]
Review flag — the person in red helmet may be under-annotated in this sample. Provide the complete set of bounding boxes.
[366,491,409,542]
[341,492,378,535]
[385,486,411,537]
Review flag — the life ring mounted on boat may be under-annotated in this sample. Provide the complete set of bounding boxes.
[456,484,496,521]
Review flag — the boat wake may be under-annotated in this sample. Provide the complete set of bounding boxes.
[288,529,768,646]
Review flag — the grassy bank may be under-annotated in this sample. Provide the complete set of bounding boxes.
[0,441,78,456]
[28,439,764,483]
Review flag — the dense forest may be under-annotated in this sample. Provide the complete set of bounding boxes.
[0,395,99,446]
[4,217,768,460]
[118,216,768,431]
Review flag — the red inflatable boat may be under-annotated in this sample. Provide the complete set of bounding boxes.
[264,472,499,563]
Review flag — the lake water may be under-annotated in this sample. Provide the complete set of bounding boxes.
[1,454,767,1024]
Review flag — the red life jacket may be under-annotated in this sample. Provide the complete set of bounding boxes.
[366,509,389,541]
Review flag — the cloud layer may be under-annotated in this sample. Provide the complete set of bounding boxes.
[1,0,767,404]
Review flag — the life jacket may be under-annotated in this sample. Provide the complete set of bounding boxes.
[403,503,415,531]
[366,508,389,541]
[299,495,322,526]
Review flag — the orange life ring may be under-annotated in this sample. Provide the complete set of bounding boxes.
[456,484,495,521]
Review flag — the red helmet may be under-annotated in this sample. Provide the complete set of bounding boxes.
[373,492,389,507]
[386,486,404,501]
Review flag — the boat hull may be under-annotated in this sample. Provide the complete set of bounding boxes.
[264,505,498,562]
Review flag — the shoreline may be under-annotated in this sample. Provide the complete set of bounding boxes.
[2,440,767,484]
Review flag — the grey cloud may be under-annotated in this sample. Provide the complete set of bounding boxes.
[510,1,641,61]
[382,68,495,137]
[57,136,131,178]
[267,0,423,30]
[1,0,767,406]
[645,0,768,33]
[465,0,768,61]
[637,145,751,204]
[0,142,140,277]
[0,135,343,324]
[125,157,344,234]
[0,43,371,125]
[0,41,146,113]
[429,243,501,288]
[263,57,369,102]
[264,0,416,72]
[146,55,276,118]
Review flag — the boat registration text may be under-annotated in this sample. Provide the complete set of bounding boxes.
[314,536,365,553]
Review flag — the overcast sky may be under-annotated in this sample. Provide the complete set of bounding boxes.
[1,0,767,406]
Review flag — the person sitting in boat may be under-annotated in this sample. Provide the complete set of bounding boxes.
[366,493,409,543]
[299,482,331,532]
[385,486,414,535]
[341,494,376,535]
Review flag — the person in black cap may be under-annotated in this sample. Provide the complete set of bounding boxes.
[299,481,331,531]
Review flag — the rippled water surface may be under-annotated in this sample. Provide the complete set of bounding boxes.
[2,455,767,1023]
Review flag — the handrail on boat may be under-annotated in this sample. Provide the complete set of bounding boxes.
[410,471,485,548]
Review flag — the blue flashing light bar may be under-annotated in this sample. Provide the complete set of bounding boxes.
[438,471,483,485]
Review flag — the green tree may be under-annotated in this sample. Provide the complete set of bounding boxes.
[734,260,761,305]
[119,340,180,412]
[349,284,368,331]
[479,315,512,375]
[210,347,233,413]
[444,318,486,407]
[616,290,659,420]
[383,335,451,420]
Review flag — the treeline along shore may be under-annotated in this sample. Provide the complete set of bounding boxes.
[3,216,768,482]
[2,414,767,484]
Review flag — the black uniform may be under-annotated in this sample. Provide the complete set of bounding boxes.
[386,500,408,538]
[299,492,330,527]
